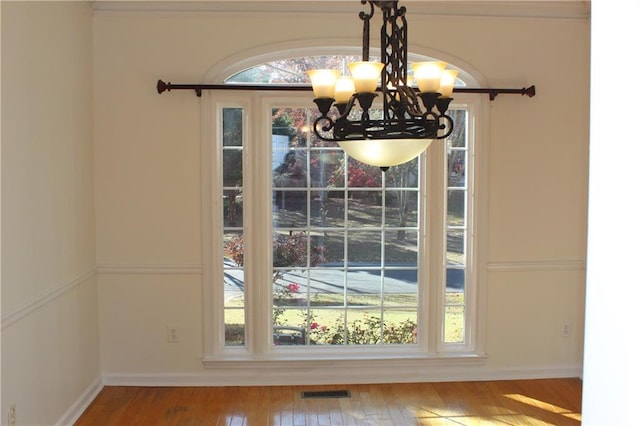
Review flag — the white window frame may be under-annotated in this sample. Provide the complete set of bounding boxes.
[201,90,488,382]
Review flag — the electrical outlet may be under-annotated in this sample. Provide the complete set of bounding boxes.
[561,323,571,337]
[167,325,179,343]
[8,403,16,426]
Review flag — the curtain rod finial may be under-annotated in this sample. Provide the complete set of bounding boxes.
[524,85,536,97]
[157,79,170,94]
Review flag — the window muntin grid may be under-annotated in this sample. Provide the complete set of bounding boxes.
[270,110,420,346]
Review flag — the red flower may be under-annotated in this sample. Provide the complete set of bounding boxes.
[310,322,319,330]
[287,283,300,293]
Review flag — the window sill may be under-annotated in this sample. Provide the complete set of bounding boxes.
[204,351,486,366]
[201,350,487,385]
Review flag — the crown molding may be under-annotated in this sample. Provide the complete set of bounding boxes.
[92,1,591,20]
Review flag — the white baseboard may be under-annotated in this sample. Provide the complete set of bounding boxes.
[56,376,104,426]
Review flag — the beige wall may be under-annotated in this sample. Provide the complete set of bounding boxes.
[1,2,100,424]
[0,4,590,420]
[93,5,589,380]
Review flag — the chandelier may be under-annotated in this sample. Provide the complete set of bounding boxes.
[307,0,458,170]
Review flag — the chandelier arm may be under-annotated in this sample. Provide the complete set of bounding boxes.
[310,94,361,142]
[334,95,359,121]
[311,115,338,142]
[436,114,454,140]
[421,110,441,133]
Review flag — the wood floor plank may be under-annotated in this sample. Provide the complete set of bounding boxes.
[74,378,582,425]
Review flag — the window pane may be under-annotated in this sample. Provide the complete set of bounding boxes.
[273,231,310,268]
[348,191,383,227]
[383,310,418,344]
[447,229,465,266]
[444,304,464,344]
[447,109,467,148]
[273,152,307,187]
[308,275,345,307]
[222,107,245,347]
[314,231,345,266]
[348,231,381,264]
[274,279,307,305]
[222,108,242,146]
[448,150,466,188]
[346,160,383,188]
[385,230,418,265]
[224,231,245,346]
[346,310,383,345]
[310,191,344,228]
[273,190,308,228]
[447,189,465,226]
[225,55,365,84]
[385,190,418,227]
[385,159,419,188]
[225,310,244,346]
[223,191,242,228]
[446,268,465,292]
[273,108,305,146]
[383,278,418,306]
[308,309,348,345]
[347,280,382,306]
[273,309,307,345]
[310,150,343,187]
[443,108,469,347]
[223,150,243,187]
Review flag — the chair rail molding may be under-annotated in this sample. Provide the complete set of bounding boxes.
[487,259,585,272]
[1,268,97,329]
[96,263,203,275]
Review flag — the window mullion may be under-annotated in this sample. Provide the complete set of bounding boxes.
[425,140,447,353]
[244,94,275,355]
[203,93,218,355]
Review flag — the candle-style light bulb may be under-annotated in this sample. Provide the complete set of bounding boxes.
[438,70,459,98]
[348,61,384,93]
[307,69,340,98]
[411,61,447,93]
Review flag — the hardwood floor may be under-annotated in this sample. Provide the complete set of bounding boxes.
[74,378,582,425]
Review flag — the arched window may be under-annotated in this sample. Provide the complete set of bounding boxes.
[202,55,485,376]
[225,55,467,87]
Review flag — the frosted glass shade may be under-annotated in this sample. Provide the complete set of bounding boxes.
[348,61,384,93]
[334,76,355,103]
[307,69,340,98]
[338,138,433,168]
[438,70,459,98]
[411,61,447,93]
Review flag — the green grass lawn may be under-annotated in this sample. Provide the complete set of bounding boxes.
[225,291,464,345]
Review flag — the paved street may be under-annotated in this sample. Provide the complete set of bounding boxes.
[224,261,463,301]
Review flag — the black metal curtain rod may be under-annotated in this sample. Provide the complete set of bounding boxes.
[156,79,535,101]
